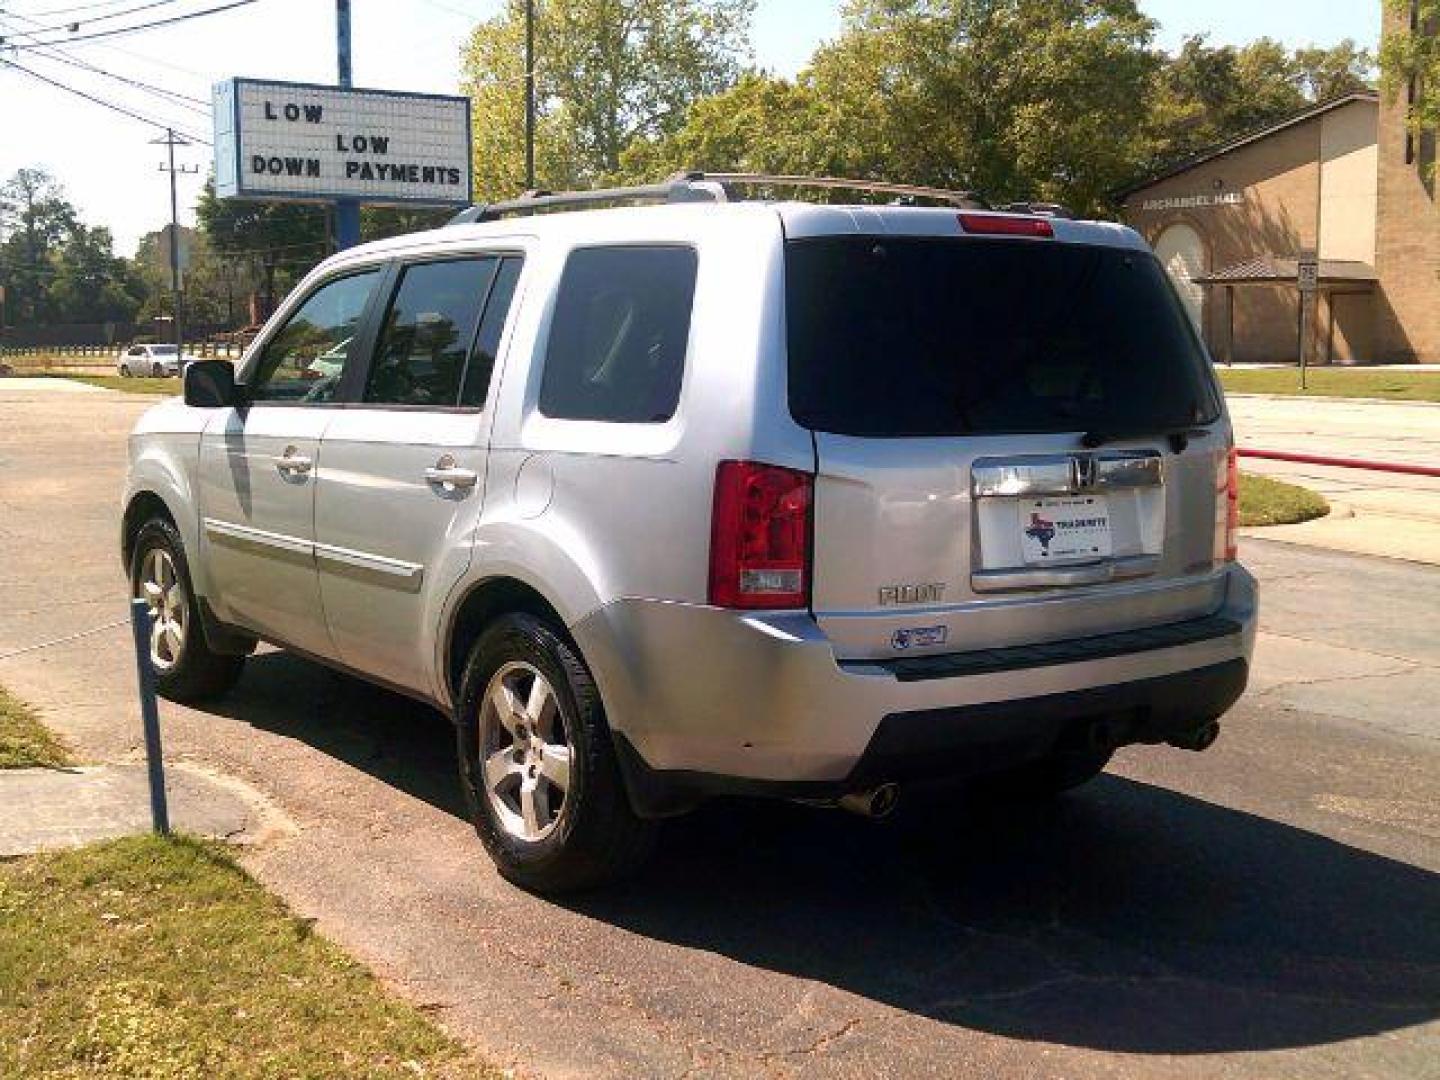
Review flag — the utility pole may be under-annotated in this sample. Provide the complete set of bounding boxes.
[152,129,198,353]
[334,0,360,250]
[525,0,535,190]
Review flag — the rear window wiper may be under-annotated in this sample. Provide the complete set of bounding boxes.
[1081,425,1211,453]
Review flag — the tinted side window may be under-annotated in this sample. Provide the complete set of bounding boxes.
[366,258,498,407]
[460,256,523,409]
[250,270,381,404]
[539,246,696,423]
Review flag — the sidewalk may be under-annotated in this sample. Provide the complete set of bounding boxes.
[1229,395,1440,565]
[0,763,278,857]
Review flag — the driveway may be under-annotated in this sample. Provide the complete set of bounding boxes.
[2,382,1437,1078]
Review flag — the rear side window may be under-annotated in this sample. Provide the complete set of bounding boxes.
[786,237,1221,437]
[539,245,697,423]
[366,258,498,407]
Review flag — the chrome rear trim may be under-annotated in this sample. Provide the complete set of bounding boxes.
[971,554,1161,593]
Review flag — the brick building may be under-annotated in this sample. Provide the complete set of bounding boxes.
[1117,10,1437,365]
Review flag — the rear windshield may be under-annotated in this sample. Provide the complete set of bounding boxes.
[786,237,1220,437]
[152,345,178,355]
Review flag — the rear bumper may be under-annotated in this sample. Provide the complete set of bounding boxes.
[572,565,1257,815]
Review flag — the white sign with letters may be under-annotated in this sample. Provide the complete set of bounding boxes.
[213,78,471,205]
[1139,193,1243,212]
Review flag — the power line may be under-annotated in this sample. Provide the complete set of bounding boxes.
[0,54,210,142]
[17,0,183,35]
[3,5,213,81]
[0,19,209,110]
[4,0,257,49]
[3,0,141,18]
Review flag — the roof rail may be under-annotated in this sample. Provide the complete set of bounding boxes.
[704,172,987,209]
[998,201,1074,219]
[447,170,988,225]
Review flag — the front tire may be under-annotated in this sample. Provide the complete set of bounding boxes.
[119,363,131,377]
[152,362,165,378]
[129,517,246,702]
[455,613,656,894]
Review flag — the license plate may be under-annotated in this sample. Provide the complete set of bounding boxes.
[1019,496,1112,565]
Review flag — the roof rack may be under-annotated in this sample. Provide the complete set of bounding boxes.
[447,170,989,225]
[998,201,1074,219]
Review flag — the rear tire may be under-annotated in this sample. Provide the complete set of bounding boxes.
[455,613,656,894]
[151,362,164,377]
[119,363,131,377]
[129,517,246,702]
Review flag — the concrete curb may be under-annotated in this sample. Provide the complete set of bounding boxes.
[1225,392,1440,408]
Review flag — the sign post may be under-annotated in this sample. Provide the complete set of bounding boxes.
[1297,250,1319,391]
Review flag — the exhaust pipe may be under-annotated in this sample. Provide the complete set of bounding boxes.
[837,783,900,820]
[1168,721,1220,753]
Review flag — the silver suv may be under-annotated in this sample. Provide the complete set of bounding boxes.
[122,174,1256,893]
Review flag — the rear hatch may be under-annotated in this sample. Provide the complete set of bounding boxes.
[786,224,1230,661]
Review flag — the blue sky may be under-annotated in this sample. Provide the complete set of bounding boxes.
[0,0,1383,254]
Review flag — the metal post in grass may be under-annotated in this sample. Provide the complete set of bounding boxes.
[129,598,171,835]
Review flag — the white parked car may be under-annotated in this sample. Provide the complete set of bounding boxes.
[121,173,1256,893]
[118,343,196,377]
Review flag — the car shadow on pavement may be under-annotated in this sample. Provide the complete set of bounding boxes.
[214,652,1438,1057]
[571,780,1440,1057]
[210,650,469,819]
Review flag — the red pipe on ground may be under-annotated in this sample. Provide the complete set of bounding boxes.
[1239,448,1440,479]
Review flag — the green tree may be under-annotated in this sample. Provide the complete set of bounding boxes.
[0,168,78,325]
[46,224,145,324]
[1380,0,1439,179]
[1144,37,1374,171]
[195,179,327,319]
[460,0,754,200]
[626,0,1160,216]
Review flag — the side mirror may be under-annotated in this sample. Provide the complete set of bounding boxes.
[183,360,241,408]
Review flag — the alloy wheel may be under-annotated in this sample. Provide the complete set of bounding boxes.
[137,546,187,671]
[478,661,573,842]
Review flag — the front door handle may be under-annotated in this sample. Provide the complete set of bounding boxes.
[424,455,478,491]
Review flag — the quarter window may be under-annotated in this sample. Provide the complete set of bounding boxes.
[366,258,499,407]
[539,246,696,423]
[460,256,524,409]
[249,269,382,404]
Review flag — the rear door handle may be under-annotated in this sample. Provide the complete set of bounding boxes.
[275,447,313,477]
[424,459,478,490]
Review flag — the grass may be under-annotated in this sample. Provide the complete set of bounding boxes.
[1217,367,1440,402]
[0,835,495,1079]
[1238,472,1330,527]
[55,374,180,395]
[0,687,72,769]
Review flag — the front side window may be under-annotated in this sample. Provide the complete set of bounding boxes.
[248,269,382,404]
[539,246,697,423]
[365,258,499,407]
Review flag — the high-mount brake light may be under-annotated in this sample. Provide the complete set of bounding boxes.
[957,212,1054,238]
[709,461,813,610]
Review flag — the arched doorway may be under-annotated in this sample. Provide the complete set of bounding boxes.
[1153,223,1206,333]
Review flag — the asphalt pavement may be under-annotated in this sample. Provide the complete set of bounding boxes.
[1,382,1436,1079]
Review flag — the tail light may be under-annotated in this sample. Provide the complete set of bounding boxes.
[957,212,1053,238]
[1215,447,1240,562]
[709,461,812,609]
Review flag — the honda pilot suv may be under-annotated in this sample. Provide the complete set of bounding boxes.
[122,174,1255,893]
